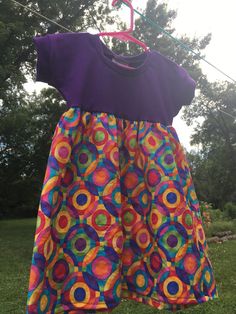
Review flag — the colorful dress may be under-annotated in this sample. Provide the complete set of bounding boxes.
[26,32,219,313]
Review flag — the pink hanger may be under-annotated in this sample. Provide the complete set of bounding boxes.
[97,0,150,52]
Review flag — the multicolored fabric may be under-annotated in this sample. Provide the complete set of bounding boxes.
[26,107,219,313]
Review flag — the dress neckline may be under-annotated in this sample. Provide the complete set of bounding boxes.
[90,33,154,76]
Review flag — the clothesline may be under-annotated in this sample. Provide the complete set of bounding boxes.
[122,1,236,85]
[11,0,72,32]
[10,0,236,84]
[9,0,236,121]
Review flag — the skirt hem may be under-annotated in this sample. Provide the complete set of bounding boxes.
[44,291,219,313]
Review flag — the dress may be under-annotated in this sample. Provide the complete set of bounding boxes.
[26,32,219,313]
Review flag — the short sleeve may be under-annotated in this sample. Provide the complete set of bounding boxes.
[33,32,86,103]
[33,34,53,85]
[168,60,197,118]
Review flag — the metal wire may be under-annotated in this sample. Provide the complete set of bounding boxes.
[10,0,72,32]
[121,0,236,84]
[9,0,236,120]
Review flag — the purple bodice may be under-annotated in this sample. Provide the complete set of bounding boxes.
[33,32,196,125]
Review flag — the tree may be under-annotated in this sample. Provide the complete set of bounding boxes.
[0,0,212,218]
[183,81,236,208]
[0,0,108,217]
[0,88,66,218]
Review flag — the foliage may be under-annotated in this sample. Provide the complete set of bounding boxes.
[0,0,116,218]
[0,0,215,218]
[0,89,65,218]
[199,201,236,237]
[209,208,225,222]
[204,219,236,238]
[183,81,236,209]
[223,202,236,220]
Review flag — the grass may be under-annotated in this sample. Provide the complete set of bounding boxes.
[0,218,235,314]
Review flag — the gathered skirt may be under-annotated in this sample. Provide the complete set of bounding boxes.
[26,106,219,313]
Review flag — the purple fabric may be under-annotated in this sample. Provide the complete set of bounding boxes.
[33,32,196,125]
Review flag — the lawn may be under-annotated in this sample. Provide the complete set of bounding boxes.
[0,218,235,314]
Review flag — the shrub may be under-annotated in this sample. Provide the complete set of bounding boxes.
[209,208,224,222]
[204,219,236,238]
[223,202,236,220]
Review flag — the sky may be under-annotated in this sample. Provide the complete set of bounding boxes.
[24,0,236,152]
[132,0,236,151]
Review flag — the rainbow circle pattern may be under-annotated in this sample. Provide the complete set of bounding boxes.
[26,107,219,313]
